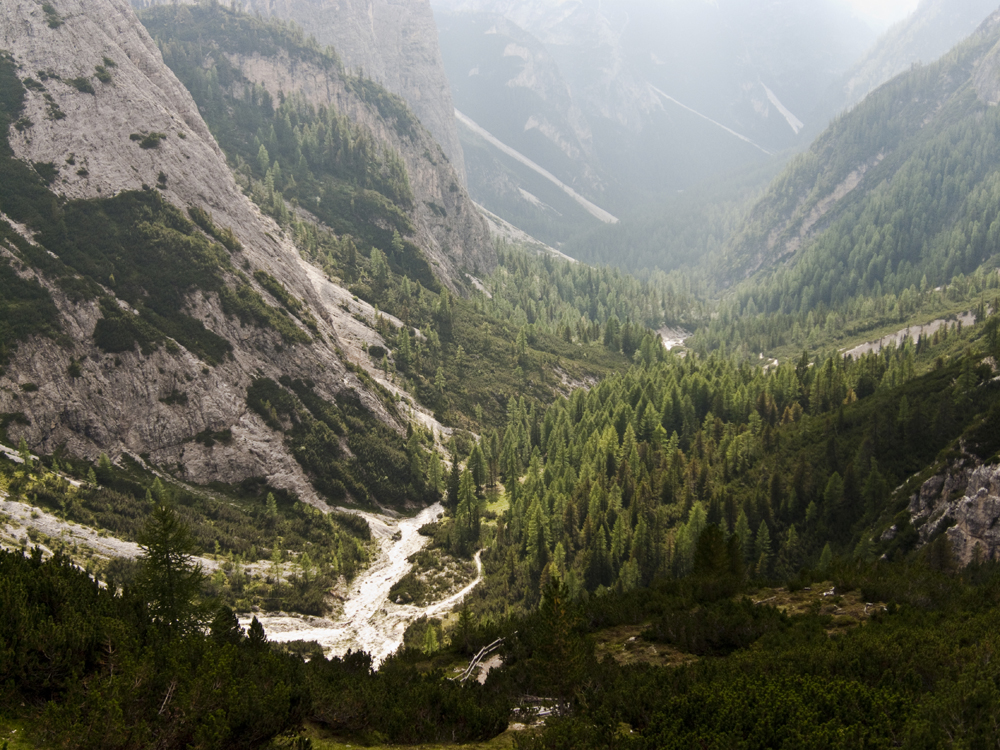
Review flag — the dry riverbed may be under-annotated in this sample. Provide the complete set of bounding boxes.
[243,503,485,665]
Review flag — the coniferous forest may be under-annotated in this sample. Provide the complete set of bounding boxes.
[5,2,1000,749]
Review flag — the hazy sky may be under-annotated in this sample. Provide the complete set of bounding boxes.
[841,0,920,30]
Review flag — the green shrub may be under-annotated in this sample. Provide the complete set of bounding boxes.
[644,598,791,656]
[41,3,62,28]
[92,298,162,354]
[130,131,166,149]
[159,389,189,406]
[67,77,94,94]
[32,161,57,184]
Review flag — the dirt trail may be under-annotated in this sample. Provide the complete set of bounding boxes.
[842,311,977,359]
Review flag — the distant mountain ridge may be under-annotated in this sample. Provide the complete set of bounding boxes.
[432,0,876,245]
[836,0,1000,112]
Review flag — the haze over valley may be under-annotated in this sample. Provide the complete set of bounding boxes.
[4,1,1000,747]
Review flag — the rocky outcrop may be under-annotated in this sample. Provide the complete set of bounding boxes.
[132,0,467,186]
[129,0,493,286]
[0,0,407,506]
[225,48,494,284]
[905,461,1000,565]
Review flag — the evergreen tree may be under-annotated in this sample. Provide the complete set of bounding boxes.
[421,622,439,654]
[447,449,461,512]
[136,501,206,637]
[734,509,753,563]
[469,443,487,491]
[818,542,833,571]
[775,525,801,580]
[754,521,772,579]
[427,450,443,496]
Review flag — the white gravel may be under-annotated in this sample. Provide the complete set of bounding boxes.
[244,502,485,665]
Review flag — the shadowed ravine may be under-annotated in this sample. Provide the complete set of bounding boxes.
[241,503,483,665]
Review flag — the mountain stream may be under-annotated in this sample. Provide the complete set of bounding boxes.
[242,502,483,665]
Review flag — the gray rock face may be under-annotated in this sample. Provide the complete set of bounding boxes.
[228,48,494,284]
[0,0,410,506]
[907,462,1000,565]
[128,0,493,284]
[133,0,467,186]
[839,0,1000,112]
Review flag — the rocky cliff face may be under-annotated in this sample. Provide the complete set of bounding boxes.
[133,0,467,187]
[837,0,998,112]
[0,0,427,507]
[223,47,494,284]
[130,0,492,286]
[903,461,1000,565]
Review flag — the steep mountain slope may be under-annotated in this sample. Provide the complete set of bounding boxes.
[132,0,468,186]
[681,9,1000,357]
[438,11,611,244]
[725,9,1000,288]
[0,0,445,507]
[433,0,874,244]
[514,1,1000,271]
[836,0,999,112]
[131,0,492,286]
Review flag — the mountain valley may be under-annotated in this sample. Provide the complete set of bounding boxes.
[4,0,1000,748]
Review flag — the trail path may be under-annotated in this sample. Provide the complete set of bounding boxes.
[244,503,485,665]
[842,311,977,359]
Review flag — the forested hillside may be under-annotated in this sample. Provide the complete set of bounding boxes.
[697,10,1000,355]
[445,308,1000,620]
[568,10,1000,361]
[139,4,696,432]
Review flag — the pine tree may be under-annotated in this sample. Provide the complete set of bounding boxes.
[733,509,752,563]
[456,602,475,655]
[421,622,439,654]
[446,449,461,512]
[818,542,833,571]
[469,444,487,491]
[533,578,589,700]
[427,450,443,496]
[17,437,31,468]
[775,525,801,580]
[257,143,270,175]
[137,502,206,637]
[754,521,772,579]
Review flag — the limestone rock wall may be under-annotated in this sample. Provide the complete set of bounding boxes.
[906,461,1000,565]
[133,0,468,186]
[229,49,495,284]
[0,0,402,506]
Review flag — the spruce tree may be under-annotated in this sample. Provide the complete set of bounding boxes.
[446,447,461,511]
[754,521,772,579]
[734,510,753,563]
[819,542,833,571]
[137,501,206,637]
